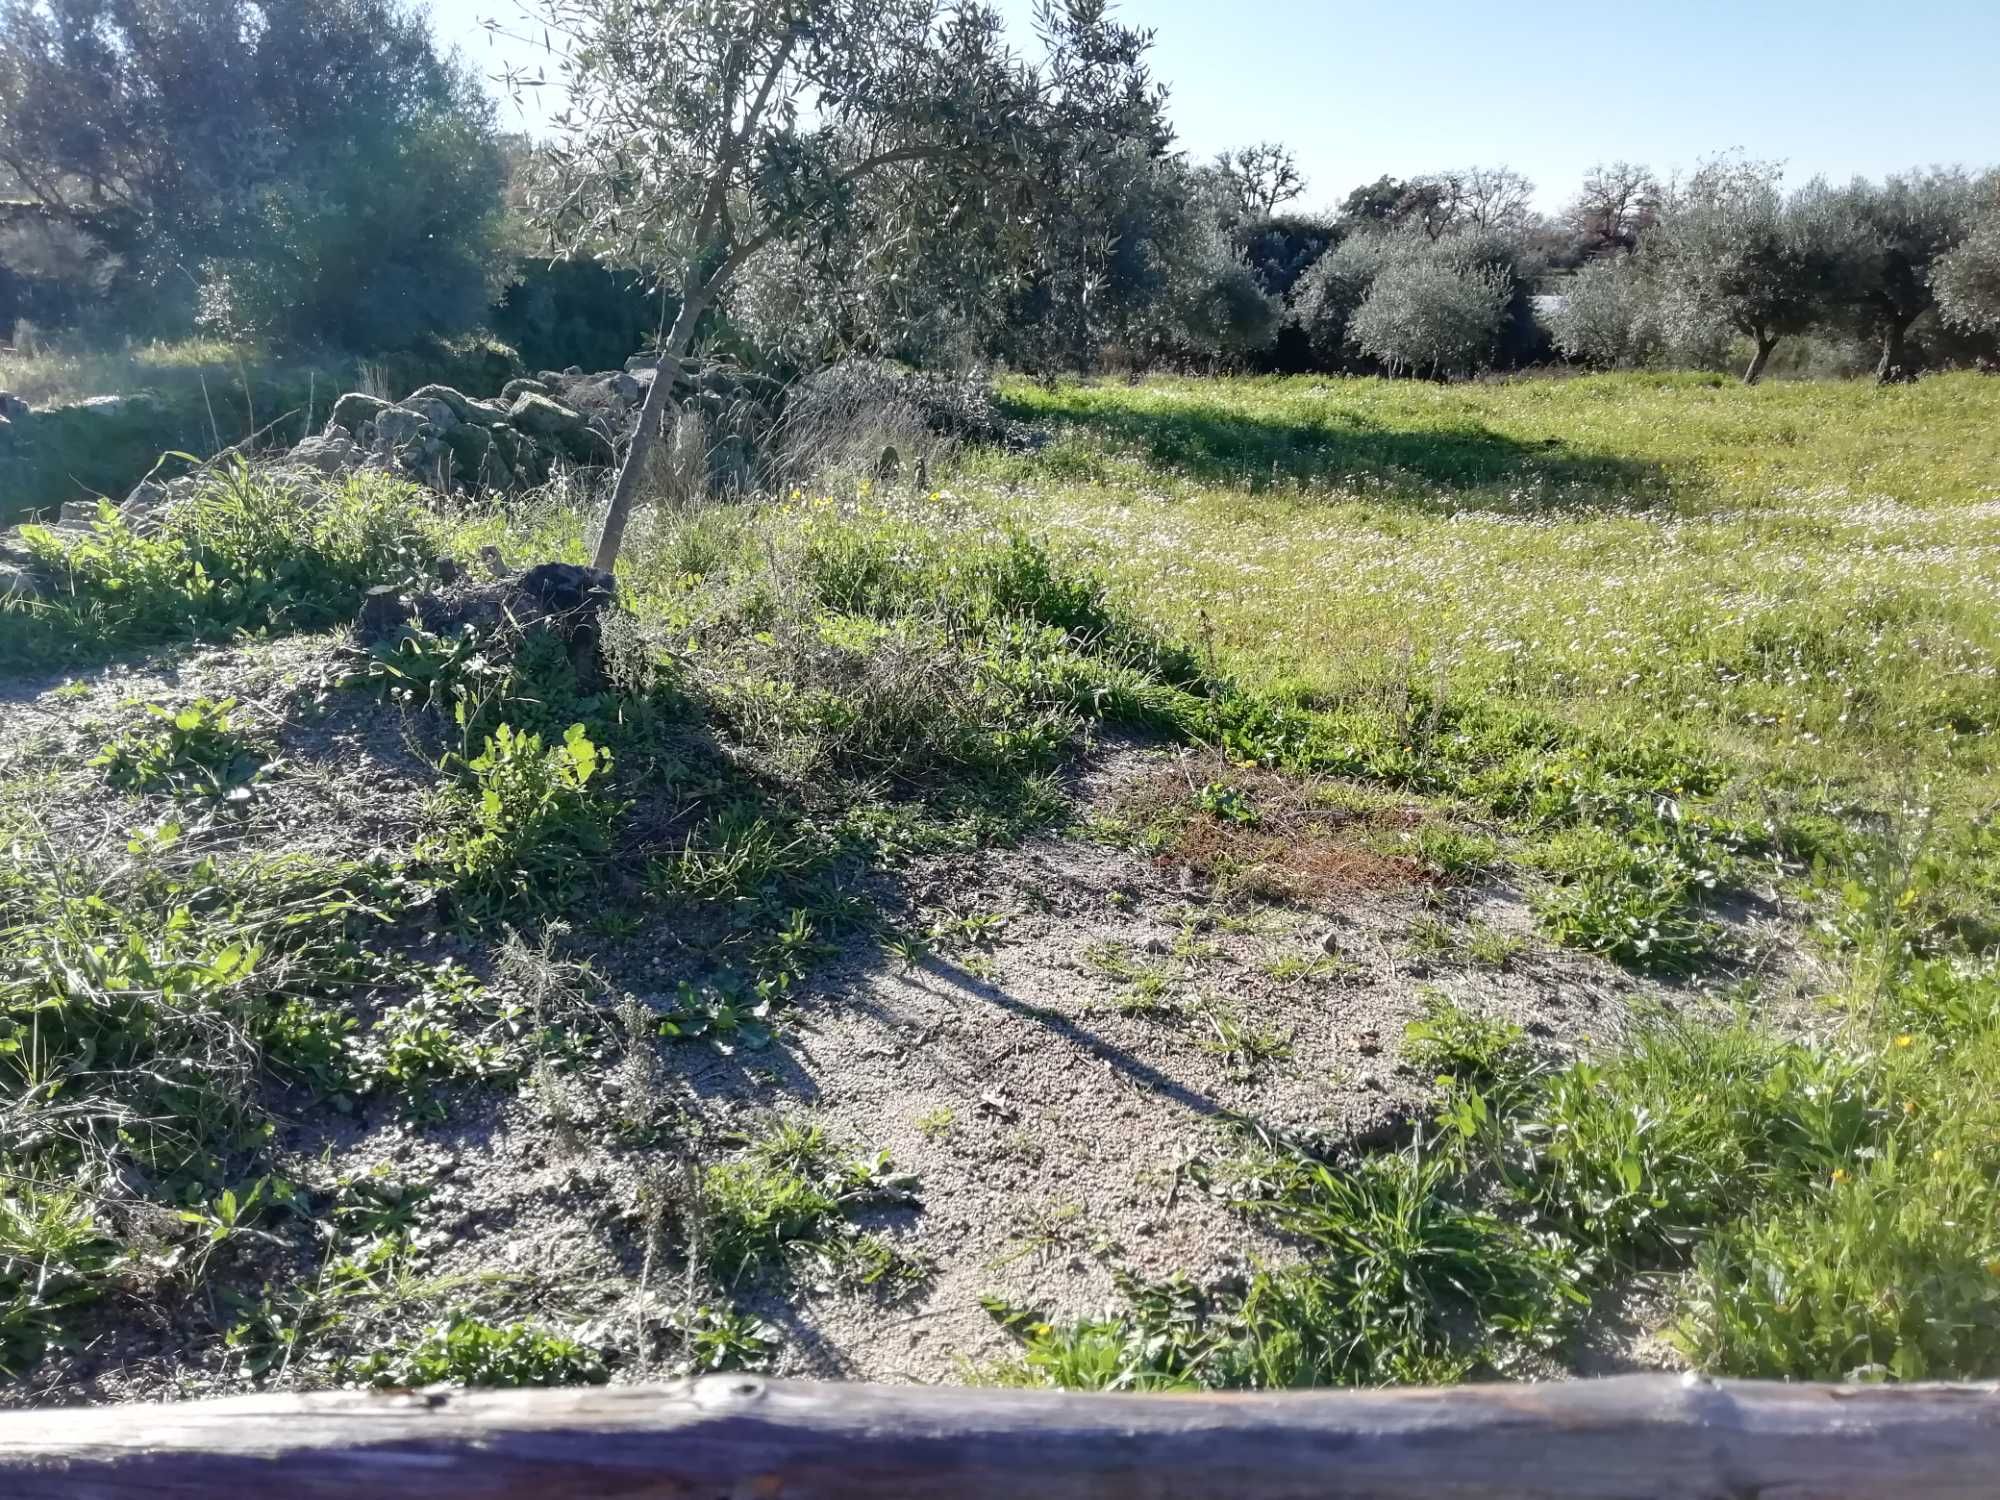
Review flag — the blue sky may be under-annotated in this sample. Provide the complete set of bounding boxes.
[434,0,2000,211]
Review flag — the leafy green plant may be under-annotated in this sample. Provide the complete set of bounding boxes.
[989,1142,1583,1391]
[173,1176,291,1282]
[1507,1019,1882,1259]
[347,624,505,715]
[4,463,431,668]
[1402,993,1529,1089]
[357,1314,607,1388]
[702,1120,920,1288]
[353,963,529,1115]
[1195,781,1259,825]
[677,1304,781,1372]
[93,698,265,800]
[0,1182,121,1375]
[419,722,618,920]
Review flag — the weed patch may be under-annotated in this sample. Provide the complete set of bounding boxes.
[2,464,434,669]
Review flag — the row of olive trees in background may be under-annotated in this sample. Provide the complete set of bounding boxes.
[0,0,507,348]
[1549,160,2000,383]
[6,0,1997,391]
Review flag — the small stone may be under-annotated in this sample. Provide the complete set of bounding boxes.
[1318,928,1341,956]
[1355,1030,1382,1056]
[356,584,415,641]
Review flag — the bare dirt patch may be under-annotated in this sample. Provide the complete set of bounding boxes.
[0,665,1700,1399]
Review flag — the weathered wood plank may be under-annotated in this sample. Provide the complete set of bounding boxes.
[2,1373,1998,1499]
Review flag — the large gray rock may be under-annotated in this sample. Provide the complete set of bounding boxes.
[508,392,586,438]
[441,423,512,492]
[500,378,553,403]
[0,559,45,601]
[374,405,433,450]
[0,528,47,600]
[490,424,550,485]
[330,391,392,436]
[461,397,512,427]
[287,428,368,475]
[397,396,461,431]
[405,385,478,423]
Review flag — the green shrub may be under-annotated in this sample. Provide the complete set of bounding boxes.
[418,723,617,921]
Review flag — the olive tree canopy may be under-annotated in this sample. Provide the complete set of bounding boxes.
[1933,176,2000,338]
[1650,158,1874,384]
[1835,169,1980,380]
[506,0,1163,570]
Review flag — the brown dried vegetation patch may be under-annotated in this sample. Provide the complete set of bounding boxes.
[1117,760,1431,904]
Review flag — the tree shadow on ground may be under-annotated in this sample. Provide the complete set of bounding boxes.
[1010,392,1675,510]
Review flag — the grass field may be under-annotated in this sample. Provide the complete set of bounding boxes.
[3,371,1998,1395]
[969,372,2000,1381]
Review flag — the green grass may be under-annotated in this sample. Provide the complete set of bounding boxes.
[702,1119,923,1291]
[1,461,437,670]
[6,369,2000,1392]
[966,371,2000,1386]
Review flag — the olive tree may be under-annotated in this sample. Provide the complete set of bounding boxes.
[1289,230,1400,365]
[508,0,1161,571]
[1546,255,1660,368]
[1933,178,2000,337]
[1346,257,1510,378]
[1650,159,1873,384]
[1837,169,1979,380]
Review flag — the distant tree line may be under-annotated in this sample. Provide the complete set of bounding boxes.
[3,0,1997,387]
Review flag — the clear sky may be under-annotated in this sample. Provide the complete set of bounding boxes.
[433,0,2000,212]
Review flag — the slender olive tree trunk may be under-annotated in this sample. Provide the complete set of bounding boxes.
[1742,333,1778,386]
[590,285,711,575]
[1875,316,1915,383]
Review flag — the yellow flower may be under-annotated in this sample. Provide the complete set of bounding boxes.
[1893,1034,1914,1048]
[1988,1261,2000,1279]
[1830,1168,1848,1184]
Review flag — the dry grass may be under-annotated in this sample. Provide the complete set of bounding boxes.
[1120,763,1428,903]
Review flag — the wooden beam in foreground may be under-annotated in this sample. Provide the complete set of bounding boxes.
[2,1372,1998,1499]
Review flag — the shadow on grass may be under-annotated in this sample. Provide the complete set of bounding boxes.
[1007,390,1673,509]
